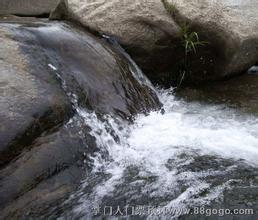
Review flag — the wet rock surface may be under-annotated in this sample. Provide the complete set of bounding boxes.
[0,18,160,218]
[11,20,160,118]
[0,120,97,219]
[0,24,72,166]
[51,0,181,85]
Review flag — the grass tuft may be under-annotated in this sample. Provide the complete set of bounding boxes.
[180,23,207,56]
[162,0,177,16]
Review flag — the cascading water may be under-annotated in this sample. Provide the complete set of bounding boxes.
[1,16,258,220]
[56,85,258,219]
[33,22,258,220]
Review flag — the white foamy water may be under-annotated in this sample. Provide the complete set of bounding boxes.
[129,89,258,167]
[67,88,258,219]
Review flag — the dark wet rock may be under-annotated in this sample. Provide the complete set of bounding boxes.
[0,120,97,219]
[9,20,160,118]
[53,0,258,86]
[0,0,59,17]
[0,18,160,218]
[0,24,72,166]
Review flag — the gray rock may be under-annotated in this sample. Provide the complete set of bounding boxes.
[50,0,181,85]
[0,17,160,218]
[0,122,96,218]
[167,0,258,84]
[0,24,72,166]
[52,0,258,85]
[0,0,59,16]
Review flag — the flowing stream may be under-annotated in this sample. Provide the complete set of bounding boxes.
[3,17,257,220]
[12,20,256,220]
[45,34,258,220]
[1,4,258,219]
[56,83,258,219]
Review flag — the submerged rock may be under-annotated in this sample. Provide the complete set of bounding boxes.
[0,18,160,218]
[52,0,258,85]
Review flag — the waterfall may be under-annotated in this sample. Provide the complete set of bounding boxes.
[56,86,258,219]
[44,33,258,220]
[102,34,155,90]
[2,20,257,220]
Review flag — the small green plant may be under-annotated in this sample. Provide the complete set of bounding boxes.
[180,23,207,56]
[161,1,208,88]
[162,0,177,16]
[174,23,207,88]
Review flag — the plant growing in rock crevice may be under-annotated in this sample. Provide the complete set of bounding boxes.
[162,0,177,17]
[162,0,208,88]
[181,23,207,57]
[177,23,207,87]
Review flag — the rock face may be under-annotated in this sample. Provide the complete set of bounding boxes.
[0,0,59,16]
[51,0,181,85]
[168,0,258,84]
[0,18,160,218]
[0,25,72,166]
[52,0,258,85]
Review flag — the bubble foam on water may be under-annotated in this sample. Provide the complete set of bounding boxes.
[70,88,258,218]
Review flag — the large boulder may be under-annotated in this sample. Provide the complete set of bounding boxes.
[0,123,97,218]
[0,17,160,218]
[0,0,59,16]
[51,0,181,85]
[51,0,258,85]
[167,0,258,84]
[0,24,72,166]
